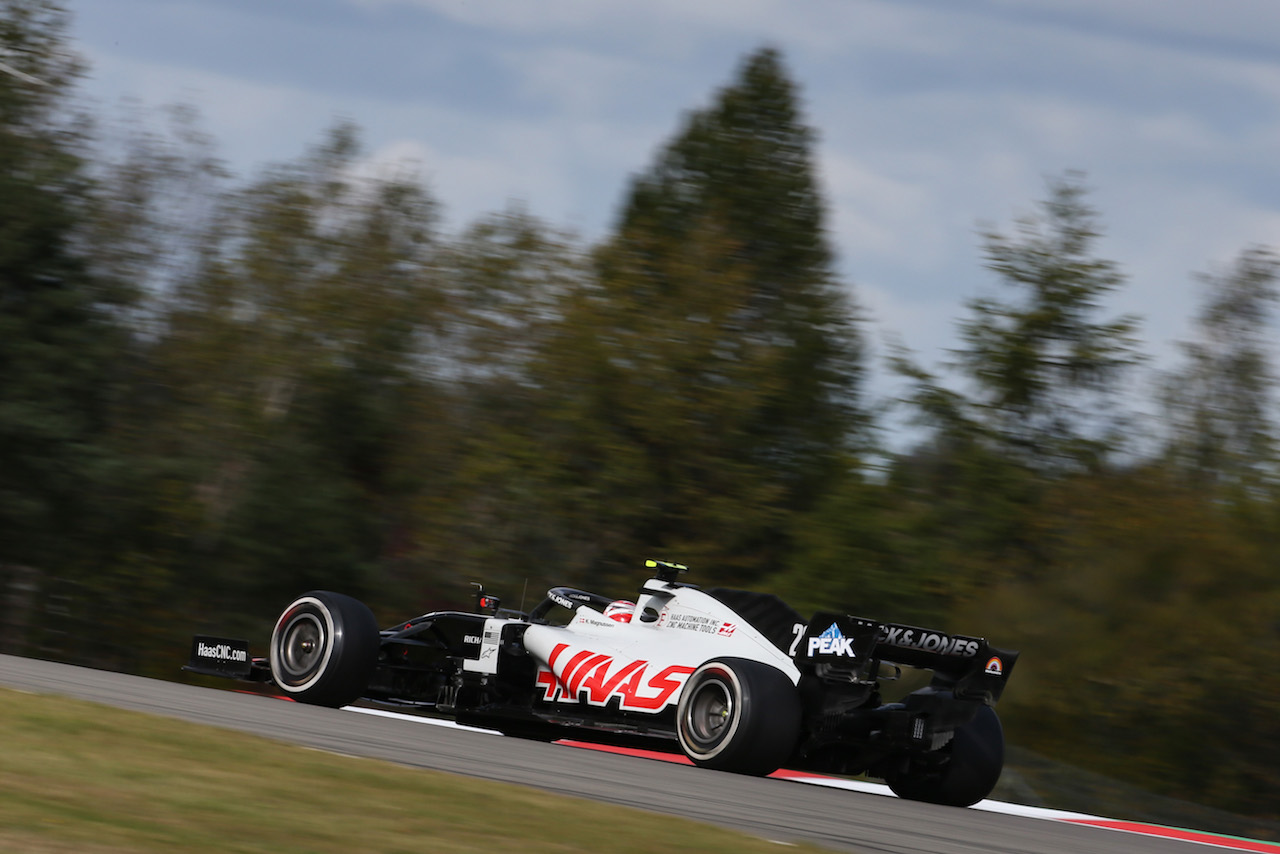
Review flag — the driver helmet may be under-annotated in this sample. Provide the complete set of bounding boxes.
[604,599,635,623]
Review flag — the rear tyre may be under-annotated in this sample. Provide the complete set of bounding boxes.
[676,657,801,776]
[269,590,379,708]
[887,704,1005,807]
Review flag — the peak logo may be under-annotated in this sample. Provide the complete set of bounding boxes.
[535,643,695,712]
[807,622,857,657]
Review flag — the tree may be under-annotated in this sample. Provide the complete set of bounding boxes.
[435,203,583,385]
[614,47,865,491]
[83,100,229,322]
[393,206,592,601]
[885,175,1142,598]
[530,47,866,586]
[1162,246,1280,492]
[957,173,1141,471]
[0,0,125,573]
[897,175,1141,472]
[967,467,1280,823]
[153,124,445,607]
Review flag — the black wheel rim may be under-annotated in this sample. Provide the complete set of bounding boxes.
[683,676,734,750]
[279,611,326,683]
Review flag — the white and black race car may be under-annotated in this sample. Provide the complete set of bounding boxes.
[186,560,1019,807]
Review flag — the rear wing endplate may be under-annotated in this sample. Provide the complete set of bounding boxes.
[798,612,1019,704]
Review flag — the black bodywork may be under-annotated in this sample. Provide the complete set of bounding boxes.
[187,579,1018,785]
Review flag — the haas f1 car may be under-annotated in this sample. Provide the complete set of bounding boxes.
[187,560,1019,807]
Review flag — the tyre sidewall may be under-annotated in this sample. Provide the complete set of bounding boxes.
[269,590,378,707]
[678,662,747,762]
[888,703,1005,807]
[271,595,338,694]
[677,657,801,775]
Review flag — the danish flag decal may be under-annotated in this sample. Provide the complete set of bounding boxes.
[535,643,695,712]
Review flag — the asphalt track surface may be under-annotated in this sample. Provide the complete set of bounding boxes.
[0,654,1233,853]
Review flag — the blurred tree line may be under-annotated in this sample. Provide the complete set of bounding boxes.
[2,0,1278,823]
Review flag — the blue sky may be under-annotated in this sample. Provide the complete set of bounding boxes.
[69,0,1280,411]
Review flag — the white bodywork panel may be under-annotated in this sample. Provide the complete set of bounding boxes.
[461,618,507,675]
[521,581,800,714]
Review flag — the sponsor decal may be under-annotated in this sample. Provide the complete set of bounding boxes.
[549,591,576,611]
[465,622,503,674]
[788,622,806,656]
[665,612,737,637]
[879,625,980,658]
[807,622,857,657]
[463,634,482,645]
[534,643,695,712]
[985,656,1003,676]
[196,641,248,663]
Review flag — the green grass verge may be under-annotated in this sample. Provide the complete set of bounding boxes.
[0,686,829,854]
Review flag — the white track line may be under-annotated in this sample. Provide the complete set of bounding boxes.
[341,704,1277,850]
[342,704,1094,820]
[344,705,500,733]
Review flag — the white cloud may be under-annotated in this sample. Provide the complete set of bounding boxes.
[79,48,341,170]
[821,151,942,267]
[370,0,776,39]
[71,0,1280,420]
[990,0,1280,49]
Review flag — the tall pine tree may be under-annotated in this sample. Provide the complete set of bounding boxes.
[1162,246,1279,493]
[534,47,865,585]
[961,174,1140,470]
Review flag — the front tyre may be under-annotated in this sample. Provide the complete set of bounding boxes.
[677,657,801,776]
[887,704,1005,807]
[269,591,379,708]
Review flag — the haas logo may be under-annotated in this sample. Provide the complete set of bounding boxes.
[535,643,695,712]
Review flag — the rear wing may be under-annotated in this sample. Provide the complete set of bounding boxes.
[797,612,1018,704]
